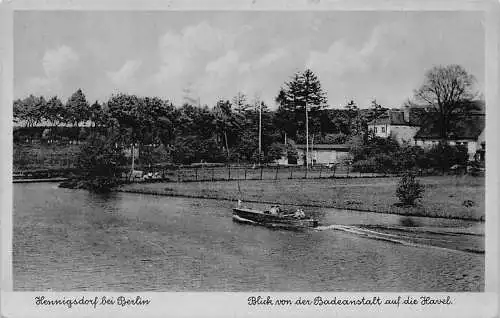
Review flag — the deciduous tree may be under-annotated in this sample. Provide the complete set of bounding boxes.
[66,89,90,128]
[414,64,478,140]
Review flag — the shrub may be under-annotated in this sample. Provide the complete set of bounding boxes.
[323,133,348,144]
[351,159,376,173]
[395,145,425,172]
[266,142,286,163]
[71,133,128,192]
[396,172,425,206]
[373,153,397,173]
[285,142,298,164]
[424,143,468,172]
[399,217,420,227]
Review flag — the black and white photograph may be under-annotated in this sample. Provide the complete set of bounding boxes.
[7,4,494,300]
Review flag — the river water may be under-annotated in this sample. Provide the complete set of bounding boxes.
[13,183,484,291]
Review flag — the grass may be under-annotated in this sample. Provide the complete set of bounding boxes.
[14,143,375,180]
[135,165,382,182]
[120,175,485,221]
[14,143,80,171]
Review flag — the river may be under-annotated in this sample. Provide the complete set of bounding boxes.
[13,183,484,291]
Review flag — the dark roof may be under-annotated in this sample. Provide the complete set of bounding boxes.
[414,114,485,140]
[461,100,485,115]
[368,110,408,126]
[295,144,350,151]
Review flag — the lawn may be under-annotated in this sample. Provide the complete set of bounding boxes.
[120,175,485,221]
[13,143,80,171]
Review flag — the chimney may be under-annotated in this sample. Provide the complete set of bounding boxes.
[403,107,410,123]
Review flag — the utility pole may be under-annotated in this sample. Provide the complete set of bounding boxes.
[311,133,314,166]
[305,100,309,170]
[258,101,262,163]
[131,143,135,174]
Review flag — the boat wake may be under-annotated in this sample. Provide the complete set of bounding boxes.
[315,224,482,254]
[232,214,257,224]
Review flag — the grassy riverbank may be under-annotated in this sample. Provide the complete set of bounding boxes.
[119,175,485,221]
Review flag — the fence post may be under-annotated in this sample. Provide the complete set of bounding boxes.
[244,166,247,180]
[177,167,181,182]
[304,166,307,179]
[289,166,293,179]
[260,165,263,180]
[275,165,279,180]
[195,167,198,181]
[319,165,323,178]
[228,165,231,180]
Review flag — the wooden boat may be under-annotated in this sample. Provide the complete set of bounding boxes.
[232,206,318,229]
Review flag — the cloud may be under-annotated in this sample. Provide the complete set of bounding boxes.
[304,21,425,107]
[142,21,245,104]
[15,12,485,110]
[307,40,369,77]
[195,50,242,102]
[107,59,142,87]
[42,45,80,79]
[147,20,316,106]
[26,45,79,96]
[153,21,235,84]
[239,48,289,74]
[206,50,239,74]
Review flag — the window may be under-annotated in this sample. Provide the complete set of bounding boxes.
[374,127,378,133]
[381,127,386,133]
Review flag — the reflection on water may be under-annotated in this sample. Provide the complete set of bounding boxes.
[13,183,484,291]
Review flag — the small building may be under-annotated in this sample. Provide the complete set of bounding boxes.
[367,109,421,145]
[414,114,485,161]
[124,145,140,158]
[276,144,351,166]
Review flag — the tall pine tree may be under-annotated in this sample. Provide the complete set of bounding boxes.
[274,69,327,140]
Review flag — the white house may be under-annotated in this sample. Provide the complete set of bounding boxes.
[276,144,351,166]
[367,109,421,145]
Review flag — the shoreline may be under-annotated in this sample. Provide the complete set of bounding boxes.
[28,174,483,222]
[116,186,485,223]
[13,178,68,183]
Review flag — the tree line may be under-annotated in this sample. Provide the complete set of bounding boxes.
[14,69,388,165]
[14,64,481,171]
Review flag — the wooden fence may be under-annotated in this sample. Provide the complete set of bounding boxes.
[130,164,391,183]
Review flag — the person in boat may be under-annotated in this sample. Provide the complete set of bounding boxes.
[237,200,242,208]
[269,205,281,215]
[294,208,305,219]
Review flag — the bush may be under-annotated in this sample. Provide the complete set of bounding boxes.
[351,154,397,173]
[350,136,401,173]
[396,172,425,206]
[351,159,376,173]
[373,153,397,173]
[323,133,348,144]
[423,143,468,172]
[266,142,286,163]
[395,145,425,172]
[71,133,128,192]
[285,142,298,164]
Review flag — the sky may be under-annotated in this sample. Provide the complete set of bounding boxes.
[14,11,485,109]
